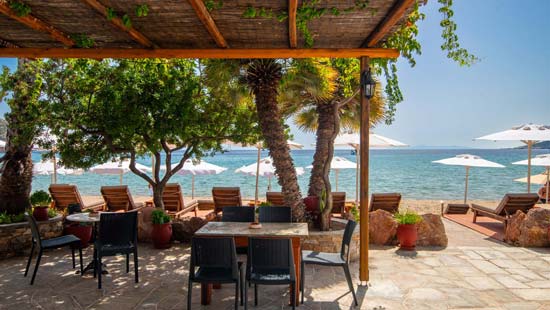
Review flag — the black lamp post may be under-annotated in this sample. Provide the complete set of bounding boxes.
[361,68,376,99]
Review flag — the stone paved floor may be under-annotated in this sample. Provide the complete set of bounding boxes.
[1,219,550,309]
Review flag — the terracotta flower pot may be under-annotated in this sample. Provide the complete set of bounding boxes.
[396,224,418,251]
[303,196,321,229]
[32,206,49,222]
[152,223,172,249]
[65,224,93,248]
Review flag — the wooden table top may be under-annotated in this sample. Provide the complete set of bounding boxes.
[195,222,309,237]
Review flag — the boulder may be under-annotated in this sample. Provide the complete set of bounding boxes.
[172,217,208,242]
[517,208,550,247]
[416,214,447,247]
[505,210,526,244]
[369,209,397,245]
[137,205,155,242]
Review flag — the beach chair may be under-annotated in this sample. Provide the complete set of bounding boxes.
[162,184,197,218]
[49,184,104,211]
[368,193,401,213]
[266,192,285,206]
[212,187,242,214]
[100,186,144,212]
[331,192,346,217]
[471,193,539,229]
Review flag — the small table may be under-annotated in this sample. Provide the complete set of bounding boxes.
[195,222,309,306]
[66,212,103,275]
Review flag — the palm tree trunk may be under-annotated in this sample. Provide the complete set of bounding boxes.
[246,59,305,221]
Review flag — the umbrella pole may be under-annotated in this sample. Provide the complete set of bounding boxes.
[546,167,549,204]
[268,176,271,191]
[255,146,260,206]
[335,169,339,192]
[120,172,123,185]
[355,146,359,204]
[527,141,533,193]
[52,155,57,184]
[192,175,195,200]
[464,166,470,204]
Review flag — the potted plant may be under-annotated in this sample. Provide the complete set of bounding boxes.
[303,195,320,229]
[30,190,52,221]
[151,209,172,249]
[394,210,423,251]
[64,203,93,247]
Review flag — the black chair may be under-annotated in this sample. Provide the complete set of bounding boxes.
[94,211,138,289]
[24,215,83,285]
[258,206,292,223]
[188,237,243,310]
[300,219,358,305]
[245,238,296,310]
[221,206,255,222]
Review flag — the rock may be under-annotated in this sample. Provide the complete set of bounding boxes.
[505,210,526,244]
[505,208,550,247]
[172,217,208,242]
[137,205,155,242]
[369,210,397,245]
[417,214,448,247]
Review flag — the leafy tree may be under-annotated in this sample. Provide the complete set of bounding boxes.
[40,59,259,210]
[0,118,7,140]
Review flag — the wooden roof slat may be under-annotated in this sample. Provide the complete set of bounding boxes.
[0,2,74,46]
[0,37,19,48]
[81,0,156,48]
[288,0,298,48]
[362,0,415,47]
[187,0,228,48]
[0,47,399,59]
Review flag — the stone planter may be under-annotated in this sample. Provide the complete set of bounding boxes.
[301,218,360,261]
[0,215,63,259]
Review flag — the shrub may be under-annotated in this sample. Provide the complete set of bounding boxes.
[394,210,422,225]
[0,212,26,224]
[151,209,171,225]
[30,190,51,206]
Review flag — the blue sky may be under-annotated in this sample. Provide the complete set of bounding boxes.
[1,0,549,148]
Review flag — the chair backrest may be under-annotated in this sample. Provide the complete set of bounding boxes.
[495,193,540,216]
[266,192,285,206]
[221,206,255,222]
[101,186,137,212]
[212,187,242,213]
[259,206,291,223]
[369,193,401,213]
[163,184,184,213]
[248,238,294,271]
[190,237,239,281]
[49,184,84,211]
[26,215,43,248]
[340,220,357,262]
[331,192,346,214]
[67,203,82,215]
[97,211,138,246]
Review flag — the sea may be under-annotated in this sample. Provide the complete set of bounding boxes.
[25,148,550,201]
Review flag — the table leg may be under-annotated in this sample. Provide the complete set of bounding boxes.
[201,283,212,305]
[291,237,301,306]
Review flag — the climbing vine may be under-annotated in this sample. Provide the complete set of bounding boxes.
[203,0,223,12]
[105,4,149,28]
[438,0,478,66]
[70,34,95,48]
[8,1,31,17]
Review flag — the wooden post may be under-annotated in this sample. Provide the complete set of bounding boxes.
[359,56,370,282]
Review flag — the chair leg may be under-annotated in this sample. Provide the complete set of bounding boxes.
[291,282,296,310]
[97,255,102,289]
[300,260,305,304]
[126,253,130,273]
[93,248,97,278]
[343,264,358,306]
[240,269,244,306]
[244,280,248,310]
[24,243,35,277]
[187,280,192,310]
[30,249,43,285]
[134,250,139,283]
[71,247,76,269]
[234,281,239,310]
[254,284,258,306]
[78,247,84,275]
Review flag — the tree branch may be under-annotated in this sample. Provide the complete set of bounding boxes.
[129,152,154,185]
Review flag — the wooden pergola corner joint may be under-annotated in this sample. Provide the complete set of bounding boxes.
[187,0,228,49]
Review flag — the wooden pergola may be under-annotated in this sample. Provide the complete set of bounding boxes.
[0,0,415,291]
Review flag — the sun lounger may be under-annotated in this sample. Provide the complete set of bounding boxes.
[331,192,346,217]
[368,193,401,213]
[212,187,242,214]
[100,185,144,212]
[49,184,104,211]
[442,203,470,215]
[163,183,197,218]
[266,192,285,206]
[471,193,539,229]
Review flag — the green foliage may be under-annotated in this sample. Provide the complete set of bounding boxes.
[47,208,57,218]
[394,210,423,225]
[122,14,132,28]
[438,0,478,66]
[151,209,171,224]
[259,201,272,207]
[0,211,25,224]
[106,7,116,21]
[9,1,31,17]
[70,34,95,48]
[203,0,223,12]
[349,203,360,222]
[30,190,51,206]
[0,118,7,140]
[135,4,149,17]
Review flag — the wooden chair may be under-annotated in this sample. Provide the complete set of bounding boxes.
[368,193,401,213]
[331,192,346,217]
[212,187,242,214]
[163,184,197,218]
[49,184,103,211]
[471,193,539,230]
[266,192,285,206]
[100,186,144,212]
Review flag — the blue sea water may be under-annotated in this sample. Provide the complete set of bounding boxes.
[23,148,549,200]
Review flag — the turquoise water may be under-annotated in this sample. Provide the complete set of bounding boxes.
[22,148,549,200]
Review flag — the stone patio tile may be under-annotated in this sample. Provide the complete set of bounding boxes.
[464,276,504,290]
[463,250,485,260]
[511,288,550,301]
[406,288,446,300]
[490,259,525,269]
[475,250,509,260]
[502,302,541,310]
[517,259,550,269]
[438,254,467,266]
[468,260,509,274]
[491,275,530,289]
[447,266,482,276]
[364,280,403,299]
[526,280,550,288]
[506,268,545,281]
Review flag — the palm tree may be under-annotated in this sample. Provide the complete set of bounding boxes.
[280,58,386,230]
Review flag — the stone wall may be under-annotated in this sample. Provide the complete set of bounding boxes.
[301,218,361,261]
[0,215,63,259]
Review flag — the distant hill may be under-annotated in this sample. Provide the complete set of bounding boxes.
[0,118,6,140]
[517,141,550,150]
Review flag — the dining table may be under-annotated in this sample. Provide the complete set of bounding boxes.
[195,221,309,306]
[65,212,104,275]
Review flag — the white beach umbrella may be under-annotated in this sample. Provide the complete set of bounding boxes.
[160,159,227,199]
[476,124,550,192]
[433,154,505,203]
[33,157,83,184]
[90,159,151,185]
[235,157,305,196]
[513,154,550,202]
[0,139,5,152]
[307,156,356,192]
[334,132,407,202]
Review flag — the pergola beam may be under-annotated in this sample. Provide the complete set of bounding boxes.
[81,0,157,48]
[0,47,399,59]
[288,0,298,48]
[0,37,18,48]
[187,0,228,48]
[0,3,74,46]
[362,0,415,47]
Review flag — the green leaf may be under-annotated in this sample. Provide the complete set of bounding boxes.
[122,14,132,28]
[135,4,149,17]
[9,1,31,17]
[106,7,116,21]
